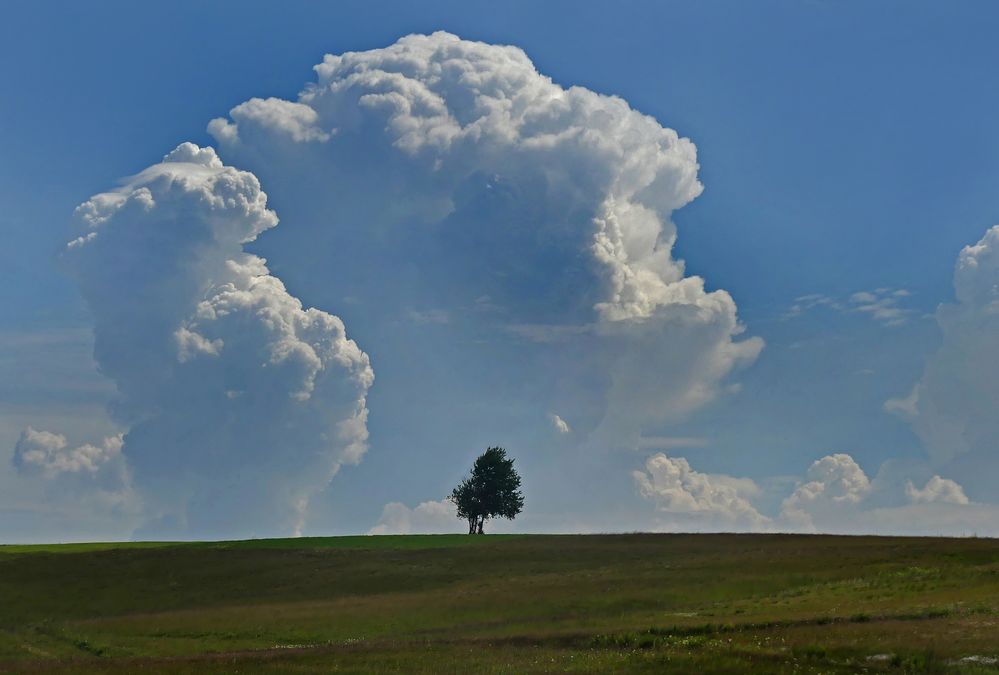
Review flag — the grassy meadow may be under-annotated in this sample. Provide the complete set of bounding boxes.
[1,533,998,673]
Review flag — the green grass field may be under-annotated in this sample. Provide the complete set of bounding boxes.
[1,533,998,673]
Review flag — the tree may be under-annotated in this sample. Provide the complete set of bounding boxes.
[449,447,524,534]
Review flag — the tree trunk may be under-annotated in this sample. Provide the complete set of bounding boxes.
[467,517,476,534]
[477,516,484,534]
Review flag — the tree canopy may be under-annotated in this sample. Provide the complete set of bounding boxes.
[449,447,524,534]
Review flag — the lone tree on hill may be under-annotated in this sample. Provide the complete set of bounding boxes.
[449,447,524,534]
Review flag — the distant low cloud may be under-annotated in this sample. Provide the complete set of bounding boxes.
[633,453,771,531]
[779,454,871,531]
[14,427,122,478]
[635,451,992,536]
[368,499,460,535]
[11,426,135,527]
[776,454,994,534]
[906,476,969,505]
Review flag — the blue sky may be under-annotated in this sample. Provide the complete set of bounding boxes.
[3,1,999,540]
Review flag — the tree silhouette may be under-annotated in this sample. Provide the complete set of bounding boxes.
[449,447,524,534]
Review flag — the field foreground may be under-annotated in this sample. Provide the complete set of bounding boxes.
[1,533,998,673]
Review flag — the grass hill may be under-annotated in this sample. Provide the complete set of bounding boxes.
[1,533,998,673]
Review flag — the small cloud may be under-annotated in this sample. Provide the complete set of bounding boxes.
[906,476,969,505]
[783,294,844,319]
[14,427,123,479]
[884,384,920,418]
[407,309,451,325]
[549,413,571,434]
[849,291,877,304]
[472,295,503,313]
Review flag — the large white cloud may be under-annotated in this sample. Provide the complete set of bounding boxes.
[208,31,762,447]
[34,143,374,538]
[14,33,765,538]
[886,225,999,495]
[633,453,771,531]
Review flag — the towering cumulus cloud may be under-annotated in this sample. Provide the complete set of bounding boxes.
[887,225,999,496]
[14,33,760,538]
[59,143,372,538]
[209,32,762,446]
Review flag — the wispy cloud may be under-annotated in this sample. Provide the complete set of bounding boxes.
[785,288,914,326]
[407,308,451,325]
[506,323,594,344]
[783,293,844,318]
[549,413,571,434]
[848,288,913,326]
